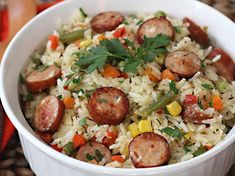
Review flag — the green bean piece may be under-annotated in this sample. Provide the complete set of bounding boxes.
[60,29,85,43]
[140,91,176,117]
[215,79,229,93]
[154,10,167,18]
[63,142,75,155]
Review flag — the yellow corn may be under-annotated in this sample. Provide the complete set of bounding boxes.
[138,120,153,133]
[166,101,182,116]
[79,39,92,48]
[184,131,193,140]
[128,123,140,137]
[155,54,165,65]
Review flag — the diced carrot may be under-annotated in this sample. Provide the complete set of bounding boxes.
[161,69,175,81]
[102,131,118,147]
[144,67,159,82]
[72,134,86,148]
[48,35,59,50]
[212,95,224,111]
[98,34,106,41]
[111,155,125,163]
[204,144,213,150]
[36,130,53,144]
[51,144,63,152]
[113,27,126,38]
[0,113,15,152]
[102,64,121,78]
[63,97,75,109]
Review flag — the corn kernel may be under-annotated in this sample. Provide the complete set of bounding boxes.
[128,123,140,137]
[138,120,153,133]
[184,131,193,140]
[79,39,92,48]
[166,101,182,116]
[155,54,165,65]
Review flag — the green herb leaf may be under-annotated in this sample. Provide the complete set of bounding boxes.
[174,26,181,33]
[57,95,62,100]
[184,146,192,153]
[209,100,213,108]
[86,153,94,161]
[23,93,34,101]
[79,8,87,18]
[63,142,75,155]
[79,117,87,126]
[162,127,183,139]
[201,84,213,90]
[193,147,207,157]
[123,59,140,73]
[72,77,81,84]
[136,19,143,25]
[169,81,179,94]
[198,99,203,109]
[76,46,109,73]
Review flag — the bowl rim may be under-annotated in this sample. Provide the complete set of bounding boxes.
[1,0,235,175]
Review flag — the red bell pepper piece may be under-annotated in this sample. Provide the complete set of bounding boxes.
[183,94,197,105]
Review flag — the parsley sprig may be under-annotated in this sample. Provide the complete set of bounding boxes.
[75,34,170,74]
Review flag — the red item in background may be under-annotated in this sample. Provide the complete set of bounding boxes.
[37,0,63,13]
[0,8,9,42]
[0,112,16,152]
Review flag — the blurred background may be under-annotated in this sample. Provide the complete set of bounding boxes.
[0,0,235,176]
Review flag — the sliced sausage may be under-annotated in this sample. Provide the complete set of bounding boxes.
[207,47,235,82]
[88,87,129,125]
[91,12,124,33]
[183,18,210,48]
[137,17,174,44]
[33,95,64,133]
[26,65,61,92]
[129,132,170,168]
[182,104,212,124]
[35,130,53,144]
[165,51,201,78]
[76,142,112,165]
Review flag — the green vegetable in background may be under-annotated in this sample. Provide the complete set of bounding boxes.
[60,29,85,43]
[162,127,183,139]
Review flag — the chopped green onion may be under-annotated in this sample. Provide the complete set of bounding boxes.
[184,146,192,153]
[64,79,72,87]
[71,63,80,73]
[154,10,167,18]
[60,29,85,44]
[139,91,176,117]
[198,99,203,109]
[162,127,183,139]
[63,142,75,155]
[193,147,207,157]
[215,79,229,93]
[85,89,95,98]
[123,19,129,25]
[57,95,62,100]
[79,8,87,18]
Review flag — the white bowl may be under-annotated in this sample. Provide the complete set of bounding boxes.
[1,0,235,175]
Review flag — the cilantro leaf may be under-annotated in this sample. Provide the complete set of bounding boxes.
[169,81,179,94]
[193,147,207,157]
[76,46,109,73]
[162,127,183,139]
[123,59,140,73]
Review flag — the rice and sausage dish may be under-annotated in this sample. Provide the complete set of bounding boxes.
[19,9,235,168]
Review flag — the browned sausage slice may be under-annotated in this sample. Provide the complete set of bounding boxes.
[91,12,124,33]
[88,87,129,125]
[76,142,112,165]
[129,132,170,168]
[207,47,235,82]
[33,95,64,133]
[165,51,201,78]
[182,104,212,124]
[137,17,174,44]
[183,18,210,48]
[26,65,61,92]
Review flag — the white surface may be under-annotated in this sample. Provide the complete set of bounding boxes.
[1,0,235,176]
